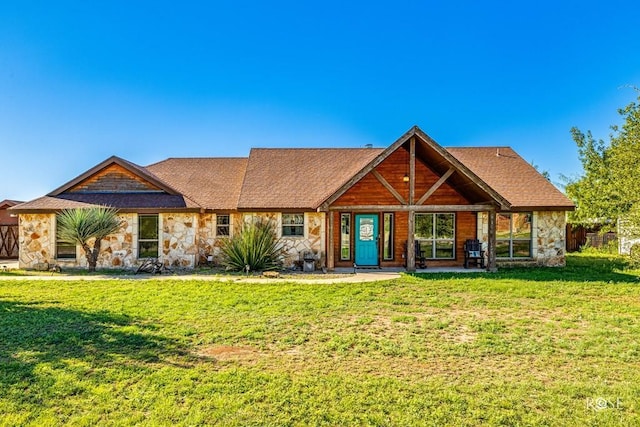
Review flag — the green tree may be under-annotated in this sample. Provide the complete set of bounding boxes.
[566,93,640,230]
[56,206,123,272]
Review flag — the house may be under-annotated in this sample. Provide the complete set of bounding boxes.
[9,126,574,271]
[0,199,21,259]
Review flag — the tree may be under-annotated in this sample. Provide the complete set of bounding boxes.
[566,93,640,231]
[56,206,123,272]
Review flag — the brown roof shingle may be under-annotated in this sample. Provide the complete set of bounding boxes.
[238,148,384,209]
[447,147,574,209]
[146,158,248,210]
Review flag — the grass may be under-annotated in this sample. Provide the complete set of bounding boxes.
[1,253,639,425]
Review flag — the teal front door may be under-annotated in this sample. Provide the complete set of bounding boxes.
[355,214,379,266]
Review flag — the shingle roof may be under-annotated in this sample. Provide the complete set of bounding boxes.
[238,148,384,209]
[447,147,574,209]
[9,193,196,212]
[146,158,247,210]
[11,129,575,213]
[0,199,22,208]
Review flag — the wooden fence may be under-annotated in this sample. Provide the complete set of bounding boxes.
[566,224,617,252]
[0,224,19,258]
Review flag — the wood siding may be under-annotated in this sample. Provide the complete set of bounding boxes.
[68,164,162,193]
[329,145,479,268]
[333,147,469,207]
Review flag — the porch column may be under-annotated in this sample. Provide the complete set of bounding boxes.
[487,209,497,272]
[327,211,335,270]
[407,209,416,272]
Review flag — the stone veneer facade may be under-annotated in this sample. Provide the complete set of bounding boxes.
[477,211,567,267]
[18,211,326,270]
[19,210,565,269]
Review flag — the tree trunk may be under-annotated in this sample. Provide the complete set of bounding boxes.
[81,238,102,272]
[89,237,102,272]
[81,243,95,272]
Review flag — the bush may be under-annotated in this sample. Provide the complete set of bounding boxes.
[220,220,282,272]
[629,243,640,269]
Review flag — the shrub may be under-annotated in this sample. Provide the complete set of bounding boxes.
[220,220,282,272]
[629,243,640,269]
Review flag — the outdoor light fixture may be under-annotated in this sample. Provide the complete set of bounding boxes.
[403,174,410,183]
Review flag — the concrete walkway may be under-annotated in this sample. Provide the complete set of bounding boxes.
[0,261,401,284]
[1,260,485,284]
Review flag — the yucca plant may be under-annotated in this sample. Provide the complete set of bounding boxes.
[56,206,123,272]
[220,219,282,271]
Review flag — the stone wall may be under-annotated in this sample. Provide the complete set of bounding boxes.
[91,213,135,268]
[18,214,54,269]
[161,213,198,267]
[18,211,326,270]
[534,211,567,267]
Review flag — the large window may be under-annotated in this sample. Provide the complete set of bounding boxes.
[415,213,455,259]
[55,216,76,259]
[138,214,159,258]
[282,213,304,237]
[383,213,394,260]
[216,214,230,236]
[496,212,532,258]
[340,213,351,260]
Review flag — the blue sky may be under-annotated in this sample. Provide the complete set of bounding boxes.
[1,1,639,201]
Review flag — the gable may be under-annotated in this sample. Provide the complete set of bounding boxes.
[324,127,510,209]
[67,163,164,193]
[333,147,471,206]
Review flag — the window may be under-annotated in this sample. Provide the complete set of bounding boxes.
[138,214,159,258]
[383,213,394,260]
[340,213,351,260]
[496,212,532,258]
[415,213,455,259]
[216,214,230,236]
[282,213,304,237]
[55,216,76,259]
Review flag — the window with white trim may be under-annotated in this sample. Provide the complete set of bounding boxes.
[282,213,304,237]
[216,214,230,236]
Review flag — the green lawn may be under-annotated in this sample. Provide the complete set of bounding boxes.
[1,254,639,426]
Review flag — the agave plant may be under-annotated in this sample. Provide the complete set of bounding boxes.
[56,206,123,272]
[220,219,282,271]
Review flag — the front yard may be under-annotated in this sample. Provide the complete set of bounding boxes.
[1,254,639,425]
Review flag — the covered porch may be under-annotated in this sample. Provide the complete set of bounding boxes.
[320,128,509,272]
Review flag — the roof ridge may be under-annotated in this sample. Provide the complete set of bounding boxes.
[250,147,384,151]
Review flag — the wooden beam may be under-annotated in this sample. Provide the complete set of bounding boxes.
[329,204,496,212]
[371,170,406,205]
[327,211,335,270]
[407,210,415,272]
[409,136,415,205]
[416,167,455,205]
[487,209,497,272]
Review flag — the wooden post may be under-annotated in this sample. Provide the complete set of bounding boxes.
[327,211,335,270]
[409,136,416,205]
[487,209,497,272]
[407,210,416,272]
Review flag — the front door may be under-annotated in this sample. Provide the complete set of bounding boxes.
[355,214,379,266]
